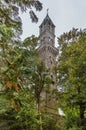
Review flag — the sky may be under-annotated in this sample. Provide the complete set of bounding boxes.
[20,0,86,42]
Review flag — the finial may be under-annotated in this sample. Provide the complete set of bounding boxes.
[47,8,49,15]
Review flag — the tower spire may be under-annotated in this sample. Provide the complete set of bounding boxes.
[47,8,49,15]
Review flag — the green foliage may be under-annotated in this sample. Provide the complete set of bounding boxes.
[0,89,39,130]
[42,114,57,130]
[15,89,39,129]
[41,113,65,130]
[0,33,42,129]
[0,0,42,29]
[57,28,86,129]
[0,0,43,129]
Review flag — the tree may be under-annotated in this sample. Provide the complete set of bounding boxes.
[57,28,86,129]
[0,0,42,26]
[0,0,43,129]
[0,35,41,130]
[0,89,39,130]
[0,0,43,107]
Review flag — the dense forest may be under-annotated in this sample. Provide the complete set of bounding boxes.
[0,0,86,130]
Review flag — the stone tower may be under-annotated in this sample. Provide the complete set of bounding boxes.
[38,11,57,112]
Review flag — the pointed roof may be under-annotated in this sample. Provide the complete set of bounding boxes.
[40,12,55,27]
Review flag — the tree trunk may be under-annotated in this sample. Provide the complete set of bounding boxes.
[37,97,43,130]
[79,105,85,129]
[37,97,40,113]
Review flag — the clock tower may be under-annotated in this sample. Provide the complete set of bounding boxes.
[38,11,58,112]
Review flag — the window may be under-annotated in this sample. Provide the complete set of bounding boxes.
[51,60,52,64]
[48,37,51,41]
[51,75,53,79]
[51,75,55,84]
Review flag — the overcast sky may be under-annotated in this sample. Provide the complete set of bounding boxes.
[20,0,86,41]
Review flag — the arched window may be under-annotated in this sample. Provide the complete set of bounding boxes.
[49,37,51,41]
[51,75,53,80]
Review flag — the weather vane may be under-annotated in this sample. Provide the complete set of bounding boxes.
[47,8,49,15]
